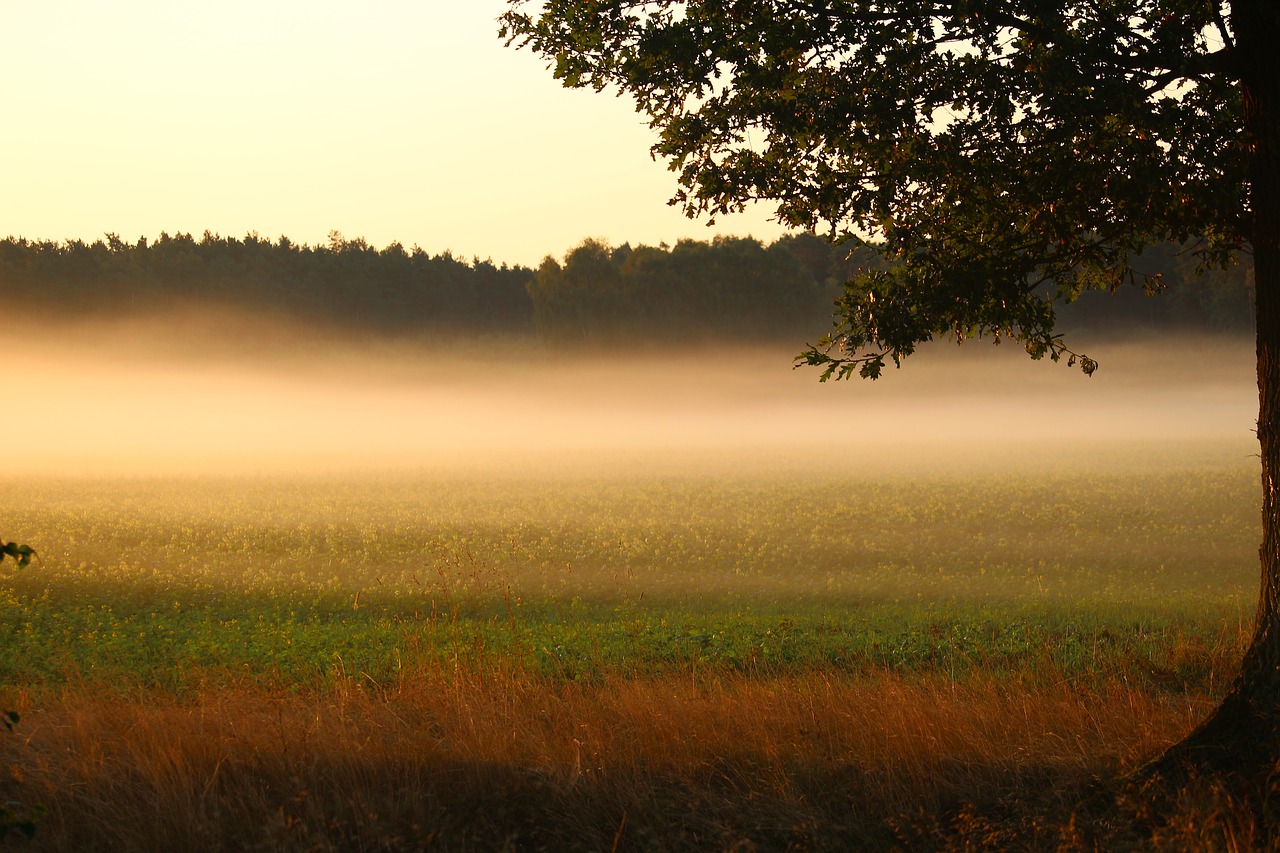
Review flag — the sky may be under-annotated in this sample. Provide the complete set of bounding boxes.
[1,1,787,268]
[0,0,1259,479]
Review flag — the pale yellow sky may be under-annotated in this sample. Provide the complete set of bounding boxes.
[1,1,786,267]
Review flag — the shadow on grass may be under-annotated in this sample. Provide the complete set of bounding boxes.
[20,747,1274,852]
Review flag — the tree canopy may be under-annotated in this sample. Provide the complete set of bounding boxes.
[0,232,536,338]
[1,230,1245,351]
[530,235,839,348]
[502,1,1256,377]
[501,0,1280,789]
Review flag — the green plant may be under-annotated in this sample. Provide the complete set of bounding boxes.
[0,542,33,569]
[0,539,37,840]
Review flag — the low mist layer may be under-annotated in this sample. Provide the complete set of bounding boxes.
[5,309,1258,476]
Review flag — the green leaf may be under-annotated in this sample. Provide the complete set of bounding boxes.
[0,543,34,569]
[501,0,1249,380]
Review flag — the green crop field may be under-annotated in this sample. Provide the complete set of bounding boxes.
[0,440,1265,850]
[0,442,1257,688]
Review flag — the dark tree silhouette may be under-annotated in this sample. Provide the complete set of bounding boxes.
[501,0,1279,785]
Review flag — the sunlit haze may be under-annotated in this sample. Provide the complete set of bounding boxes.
[0,3,1258,480]
[1,1,785,265]
[5,314,1258,477]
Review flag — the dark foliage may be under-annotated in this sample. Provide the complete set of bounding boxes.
[0,231,536,339]
[0,230,1251,352]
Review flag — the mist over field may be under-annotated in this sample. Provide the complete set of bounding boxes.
[5,309,1258,477]
[1,309,1268,852]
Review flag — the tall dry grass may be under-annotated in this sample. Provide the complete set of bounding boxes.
[0,666,1261,851]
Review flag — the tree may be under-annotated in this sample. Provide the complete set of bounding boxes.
[528,235,831,346]
[501,1,1279,786]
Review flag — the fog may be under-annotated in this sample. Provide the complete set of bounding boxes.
[4,310,1259,477]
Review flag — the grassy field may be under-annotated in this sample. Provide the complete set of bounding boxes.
[0,441,1268,849]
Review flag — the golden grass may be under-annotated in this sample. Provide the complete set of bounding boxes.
[0,667,1254,851]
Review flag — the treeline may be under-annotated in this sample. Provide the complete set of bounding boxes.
[0,231,534,336]
[529,234,1254,343]
[0,230,1255,346]
[0,231,860,346]
[1057,240,1254,335]
[528,235,875,348]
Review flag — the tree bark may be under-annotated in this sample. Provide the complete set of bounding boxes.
[1137,0,1280,788]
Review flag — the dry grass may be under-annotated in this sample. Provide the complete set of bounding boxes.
[0,667,1262,851]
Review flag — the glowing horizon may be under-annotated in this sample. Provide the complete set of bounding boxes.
[0,1,787,268]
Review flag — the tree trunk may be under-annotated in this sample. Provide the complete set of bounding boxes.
[1136,0,1280,788]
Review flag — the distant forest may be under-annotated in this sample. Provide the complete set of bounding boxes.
[0,230,1254,347]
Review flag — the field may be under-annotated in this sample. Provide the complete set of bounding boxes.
[0,437,1268,850]
[0,330,1266,849]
